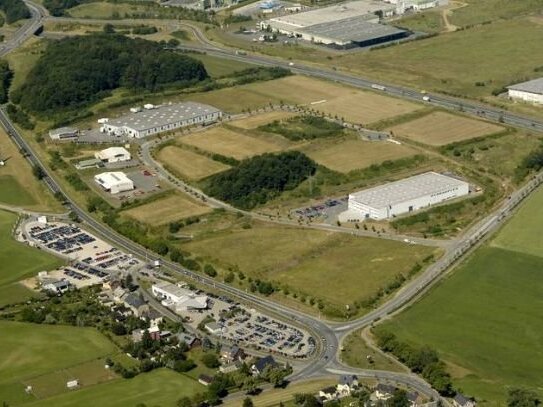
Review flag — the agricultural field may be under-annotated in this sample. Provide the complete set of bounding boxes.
[121,192,212,226]
[230,111,297,129]
[180,127,282,159]
[300,137,418,173]
[387,112,505,146]
[448,0,543,28]
[377,187,543,404]
[156,146,230,180]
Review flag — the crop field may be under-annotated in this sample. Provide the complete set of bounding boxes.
[180,127,282,159]
[387,112,505,146]
[121,192,212,225]
[301,138,418,173]
[230,111,298,129]
[156,146,230,180]
[378,187,543,403]
[181,222,439,308]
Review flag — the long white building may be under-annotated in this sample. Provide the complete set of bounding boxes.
[100,102,222,139]
[507,78,543,105]
[94,172,134,194]
[339,172,469,222]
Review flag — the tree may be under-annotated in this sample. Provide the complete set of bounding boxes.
[387,389,409,407]
[263,366,288,387]
[177,397,192,407]
[201,352,220,368]
[243,376,258,395]
[243,397,254,407]
[204,264,218,277]
[508,388,541,407]
[224,271,235,283]
[111,322,127,336]
[103,23,115,34]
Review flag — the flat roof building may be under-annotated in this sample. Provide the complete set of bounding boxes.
[152,281,209,311]
[100,102,222,139]
[94,171,134,194]
[95,147,131,163]
[339,172,469,222]
[49,127,79,141]
[507,78,543,105]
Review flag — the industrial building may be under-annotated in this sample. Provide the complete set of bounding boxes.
[152,281,209,312]
[48,127,79,141]
[338,172,469,222]
[100,102,223,139]
[95,146,131,163]
[94,171,134,194]
[260,0,408,48]
[507,78,543,105]
[384,0,445,13]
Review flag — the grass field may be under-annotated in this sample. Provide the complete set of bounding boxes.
[395,9,445,34]
[300,137,418,173]
[0,175,35,206]
[448,0,543,28]
[5,37,45,92]
[387,112,505,146]
[157,145,230,180]
[182,222,439,308]
[26,368,204,407]
[180,127,282,159]
[378,187,543,404]
[66,2,147,19]
[0,283,41,308]
[122,192,212,225]
[190,53,253,78]
[230,111,298,129]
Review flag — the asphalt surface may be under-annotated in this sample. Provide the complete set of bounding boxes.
[0,1,46,57]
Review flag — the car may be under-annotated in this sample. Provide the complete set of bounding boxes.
[288,62,294,66]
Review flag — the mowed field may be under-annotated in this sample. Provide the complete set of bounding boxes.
[121,192,212,225]
[157,146,230,180]
[230,111,297,129]
[388,112,505,146]
[181,222,439,307]
[180,127,282,159]
[379,187,543,403]
[66,2,147,18]
[301,138,418,173]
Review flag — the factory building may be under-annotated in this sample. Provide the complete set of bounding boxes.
[94,172,134,194]
[48,127,79,141]
[100,102,223,139]
[507,78,543,105]
[152,281,209,312]
[95,146,131,163]
[339,172,469,222]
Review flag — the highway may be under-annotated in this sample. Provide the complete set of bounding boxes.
[0,0,46,57]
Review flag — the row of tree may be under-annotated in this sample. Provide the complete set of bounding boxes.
[0,60,13,103]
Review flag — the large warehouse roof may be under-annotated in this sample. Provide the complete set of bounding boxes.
[350,172,468,209]
[95,146,131,160]
[94,171,132,188]
[507,78,543,96]
[107,102,221,132]
[301,16,405,43]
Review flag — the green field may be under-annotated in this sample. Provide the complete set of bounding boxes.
[377,187,543,404]
[191,53,253,78]
[66,2,147,19]
[0,210,64,287]
[448,0,543,28]
[0,175,36,206]
[26,368,204,407]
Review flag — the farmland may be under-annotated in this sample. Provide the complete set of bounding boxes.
[121,192,212,225]
[156,146,230,180]
[301,137,418,173]
[180,127,282,160]
[387,112,506,146]
[376,187,543,403]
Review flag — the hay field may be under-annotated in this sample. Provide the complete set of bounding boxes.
[230,111,297,129]
[180,127,282,159]
[301,138,418,173]
[388,112,505,146]
[122,193,211,225]
[157,146,229,180]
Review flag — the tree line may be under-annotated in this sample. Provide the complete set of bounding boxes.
[0,0,30,24]
[12,34,208,114]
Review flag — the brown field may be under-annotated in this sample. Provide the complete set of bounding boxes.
[157,146,229,180]
[122,193,212,225]
[301,138,418,173]
[180,127,282,159]
[388,112,505,146]
[229,111,297,129]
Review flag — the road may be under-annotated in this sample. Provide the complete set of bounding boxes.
[0,0,46,57]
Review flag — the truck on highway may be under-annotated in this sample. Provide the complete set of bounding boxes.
[422,95,430,102]
[371,84,386,91]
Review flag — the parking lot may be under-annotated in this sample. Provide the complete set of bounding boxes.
[292,196,348,222]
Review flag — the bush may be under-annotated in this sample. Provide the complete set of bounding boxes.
[201,353,220,368]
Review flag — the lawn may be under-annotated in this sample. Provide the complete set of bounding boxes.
[378,186,543,404]
[191,53,253,78]
[0,175,36,206]
[5,37,45,92]
[300,137,418,173]
[180,127,282,159]
[66,2,147,19]
[121,192,212,225]
[387,111,505,146]
[0,283,41,308]
[26,368,204,407]
[229,111,297,129]
[395,9,445,34]
[448,0,543,28]
[0,210,64,287]
[156,145,230,180]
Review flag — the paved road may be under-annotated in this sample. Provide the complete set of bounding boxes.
[0,0,46,57]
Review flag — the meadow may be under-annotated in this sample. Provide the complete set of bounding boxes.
[376,187,543,404]
[388,112,505,146]
[156,145,230,180]
[66,2,147,19]
[448,0,543,28]
[230,111,297,129]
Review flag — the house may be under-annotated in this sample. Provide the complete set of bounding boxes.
[177,333,201,349]
[43,279,71,294]
[132,326,161,342]
[374,384,397,400]
[143,308,163,328]
[123,292,149,316]
[205,322,224,336]
[453,393,476,407]
[220,345,245,363]
[198,374,214,386]
[318,386,338,402]
[337,375,358,397]
[251,355,278,375]
[219,361,241,374]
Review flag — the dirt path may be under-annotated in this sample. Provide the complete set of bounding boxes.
[441,1,468,32]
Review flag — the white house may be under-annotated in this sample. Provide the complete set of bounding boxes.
[43,279,71,294]
[94,172,134,194]
[339,172,469,222]
[507,78,543,105]
[151,281,208,311]
[95,147,131,163]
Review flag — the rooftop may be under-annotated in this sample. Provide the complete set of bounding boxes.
[96,146,131,160]
[350,172,468,209]
[94,171,133,186]
[507,77,543,96]
[49,127,78,136]
[106,102,221,132]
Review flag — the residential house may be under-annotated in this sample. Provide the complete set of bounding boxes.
[123,292,149,317]
[219,361,241,374]
[143,308,163,328]
[453,393,476,407]
[177,333,201,349]
[220,345,245,363]
[251,355,278,376]
[337,375,358,397]
[375,384,397,400]
[318,386,338,402]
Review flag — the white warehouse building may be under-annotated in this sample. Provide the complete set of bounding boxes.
[152,281,209,312]
[94,171,134,194]
[507,78,543,105]
[95,146,131,163]
[339,172,469,222]
[100,102,223,139]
